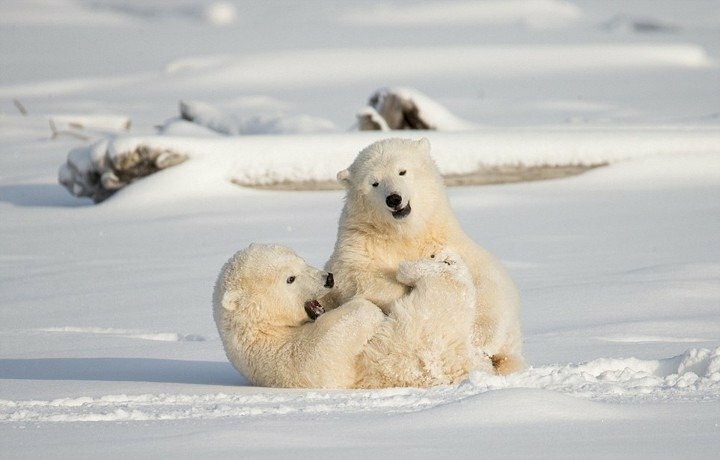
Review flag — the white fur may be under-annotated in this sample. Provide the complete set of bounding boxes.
[214,244,488,388]
[326,137,525,374]
[357,250,493,388]
[213,243,384,388]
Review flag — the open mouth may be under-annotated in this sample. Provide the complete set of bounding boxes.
[391,203,411,219]
[304,300,325,320]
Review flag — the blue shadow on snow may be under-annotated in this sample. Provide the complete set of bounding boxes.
[0,357,247,386]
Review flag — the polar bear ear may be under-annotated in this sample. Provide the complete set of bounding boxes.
[221,289,243,311]
[336,169,351,187]
[416,137,431,153]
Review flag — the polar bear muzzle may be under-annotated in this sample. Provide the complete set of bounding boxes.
[304,300,325,320]
[391,202,412,219]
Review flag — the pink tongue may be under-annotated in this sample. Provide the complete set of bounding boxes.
[304,300,325,320]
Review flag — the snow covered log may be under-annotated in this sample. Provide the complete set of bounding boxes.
[357,87,477,131]
[57,127,720,203]
[175,88,475,136]
[58,139,188,203]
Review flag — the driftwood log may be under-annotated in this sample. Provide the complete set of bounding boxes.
[58,141,187,203]
[358,89,432,130]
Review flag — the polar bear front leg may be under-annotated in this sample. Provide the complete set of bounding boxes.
[356,271,411,314]
[304,298,385,387]
[314,297,385,346]
[324,260,409,312]
[395,260,422,287]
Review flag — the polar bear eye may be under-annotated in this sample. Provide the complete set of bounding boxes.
[286,276,296,284]
[372,182,379,187]
[399,170,406,176]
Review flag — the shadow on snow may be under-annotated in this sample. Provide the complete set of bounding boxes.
[0,184,91,208]
[0,357,247,386]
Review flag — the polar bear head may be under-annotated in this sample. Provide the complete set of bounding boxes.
[337,138,447,233]
[214,244,334,330]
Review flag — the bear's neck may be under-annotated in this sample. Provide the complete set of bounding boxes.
[233,317,308,384]
[239,318,303,347]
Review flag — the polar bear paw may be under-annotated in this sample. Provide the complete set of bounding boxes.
[396,249,466,285]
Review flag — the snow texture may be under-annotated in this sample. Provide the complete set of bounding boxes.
[176,100,337,135]
[2,346,718,423]
[1,0,719,457]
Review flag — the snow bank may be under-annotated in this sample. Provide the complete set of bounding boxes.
[0,0,126,26]
[176,100,337,136]
[57,127,720,201]
[178,89,471,135]
[151,44,715,92]
[2,347,716,423]
[339,0,583,29]
[469,347,720,402]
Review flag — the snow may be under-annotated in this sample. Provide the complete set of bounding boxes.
[202,2,239,27]
[57,127,720,198]
[1,0,720,457]
[339,0,585,29]
[3,346,717,424]
[176,100,337,135]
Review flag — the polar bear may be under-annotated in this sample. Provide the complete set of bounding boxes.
[325,137,524,374]
[214,244,488,388]
[213,243,385,388]
[357,250,493,388]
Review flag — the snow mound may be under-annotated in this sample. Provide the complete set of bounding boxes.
[339,0,583,29]
[57,127,720,202]
[1,348,717,423]
[469,347,720,402]
[177,88,471,135]
[176,100,337,136]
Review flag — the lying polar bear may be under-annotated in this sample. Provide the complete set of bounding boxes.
[213,243,383,388]
[213,244,487,388]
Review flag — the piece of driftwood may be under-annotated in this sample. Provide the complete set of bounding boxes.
[58,142,188,203]
[357,88,476,131]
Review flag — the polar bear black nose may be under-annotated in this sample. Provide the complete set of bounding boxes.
[386,194,402,208]
[324,273,334,288]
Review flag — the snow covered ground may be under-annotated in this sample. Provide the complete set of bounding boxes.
[1,0,719,457]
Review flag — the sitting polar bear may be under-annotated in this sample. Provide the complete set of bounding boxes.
[325,137,524,374]
[214,244,486,388]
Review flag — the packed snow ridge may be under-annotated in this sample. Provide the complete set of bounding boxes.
[2,347,717,423]
[58,127,720,202]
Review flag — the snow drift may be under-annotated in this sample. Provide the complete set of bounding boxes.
[58,127,720,202]
[2,347,717,422]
